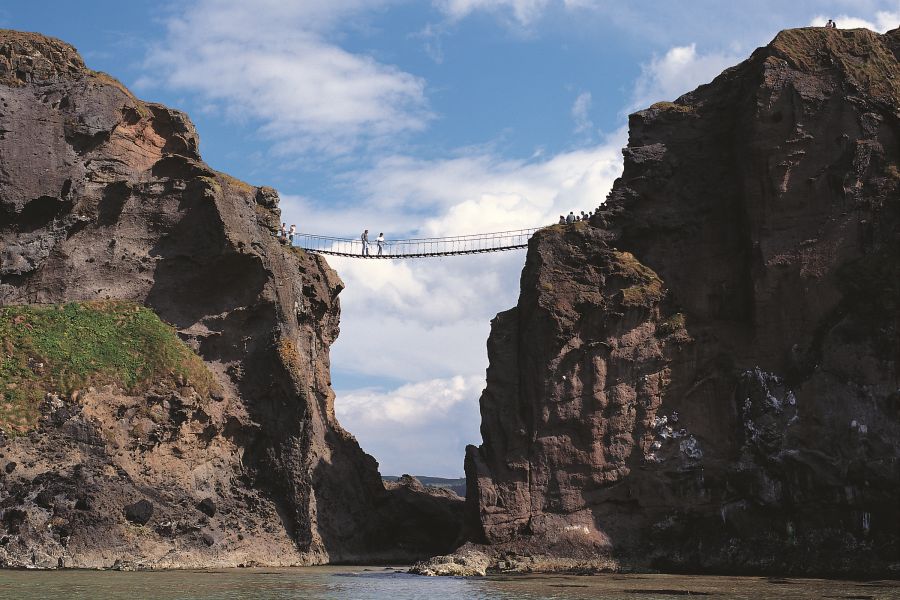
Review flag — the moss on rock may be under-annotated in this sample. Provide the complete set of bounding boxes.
[0,301,215,434]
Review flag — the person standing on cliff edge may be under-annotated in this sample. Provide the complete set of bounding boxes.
[361,229,369,256]
[288,224,296,244]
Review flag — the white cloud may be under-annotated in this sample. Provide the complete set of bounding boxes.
[336,375,485,476]
[283,134,623,241]
[571,91,593,135]
[630,43,743,111]
[435,0,552,25]
[413,23,447,64]
[809,11,900,31]
[141,0,430,155]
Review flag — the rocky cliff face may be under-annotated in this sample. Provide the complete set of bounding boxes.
[466,27,900,576]
[0,30,461,568]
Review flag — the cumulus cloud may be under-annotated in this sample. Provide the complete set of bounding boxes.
[140,0,430,155]
[336,375,485,476]
[434,0,552,25]
[630,44,743,111]
[283,135,623,239]
[809,11,900,31]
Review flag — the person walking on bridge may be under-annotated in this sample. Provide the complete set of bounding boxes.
[361,229,370,256]
[376,232,385,256]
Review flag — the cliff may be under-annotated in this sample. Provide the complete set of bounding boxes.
[0,30,461,568]
[465,27,900,576]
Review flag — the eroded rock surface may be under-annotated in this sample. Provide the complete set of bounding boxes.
[0,30,462,568]
[466,27,900,576]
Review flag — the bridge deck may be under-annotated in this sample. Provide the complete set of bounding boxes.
[294,228,540,259]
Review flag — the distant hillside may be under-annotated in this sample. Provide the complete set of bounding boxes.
[383,476,466,498]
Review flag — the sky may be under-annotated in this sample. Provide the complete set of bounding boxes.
[4,1,899,477]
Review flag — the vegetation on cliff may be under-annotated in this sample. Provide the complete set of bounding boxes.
[0,301,214,434]
[610,250,664,307]
[770,28,900,105]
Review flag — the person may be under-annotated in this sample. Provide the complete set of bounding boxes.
[288,224,296,244]
[566,211,575,224]
[558,215,566,224]
[279,223,287,242]
[376,232,385,256]
[361,229,369,256]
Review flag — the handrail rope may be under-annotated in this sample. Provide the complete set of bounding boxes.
[294,227,541,244]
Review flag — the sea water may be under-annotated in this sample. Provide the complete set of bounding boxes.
[0,566,898,599]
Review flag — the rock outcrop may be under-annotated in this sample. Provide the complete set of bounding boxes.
[0,30,461,568]
[466,27,900,576]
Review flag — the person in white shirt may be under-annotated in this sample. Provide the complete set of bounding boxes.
[376,232,385,255]
[288,224,296,244]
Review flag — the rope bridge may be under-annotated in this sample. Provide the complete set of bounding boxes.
[294,228,541,259]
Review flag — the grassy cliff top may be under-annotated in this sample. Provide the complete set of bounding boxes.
[0,301,215,434]
[769,27,900,106]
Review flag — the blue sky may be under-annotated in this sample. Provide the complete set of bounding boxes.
[4,1,899,476]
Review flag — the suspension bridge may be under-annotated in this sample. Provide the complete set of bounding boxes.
[293,228,543,259]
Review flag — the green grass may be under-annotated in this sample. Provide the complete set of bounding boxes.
[0,301,215,434]
[649,101,695,114]
[657,313,686,336]
[610,251,665,307]
[771,28,900,106]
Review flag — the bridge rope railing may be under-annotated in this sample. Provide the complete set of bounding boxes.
[294,227,543,258]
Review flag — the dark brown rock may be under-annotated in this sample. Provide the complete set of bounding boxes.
[196,498,216,518]
[123,500,153,526]
[466,27,900,577]
[33,490,53,510]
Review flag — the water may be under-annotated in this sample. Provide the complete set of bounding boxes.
[0,566,898,599]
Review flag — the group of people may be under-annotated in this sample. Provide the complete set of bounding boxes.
[824,19,838,29]
[559,210,594,225]
[279,223,296,244]
[360,229,386,256]
[278,223,387,255]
